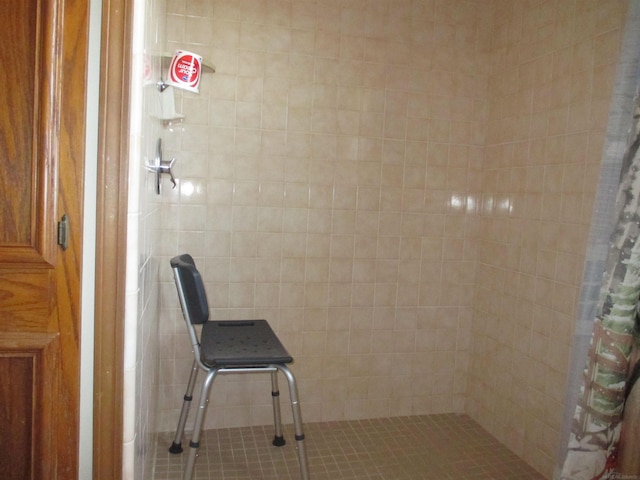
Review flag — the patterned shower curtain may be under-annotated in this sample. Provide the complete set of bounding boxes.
[560,83,640,479]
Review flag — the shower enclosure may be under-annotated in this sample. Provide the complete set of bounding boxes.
[119,1,636,478]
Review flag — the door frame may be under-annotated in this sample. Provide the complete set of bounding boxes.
[93,0,131,477]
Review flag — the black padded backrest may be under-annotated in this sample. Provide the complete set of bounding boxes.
[170,254,209,325]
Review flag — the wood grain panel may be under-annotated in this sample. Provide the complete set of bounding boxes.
[0,270,54,331]
[0,0,58,267]
[0,333,58,480]
[0,0,37,245]
[0,0,87,476]
[0,356,34,480]
[54,0,88,475]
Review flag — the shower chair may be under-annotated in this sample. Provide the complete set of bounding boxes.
[168,253,310,480]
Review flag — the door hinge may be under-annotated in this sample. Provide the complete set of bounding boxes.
[57,214,69,250]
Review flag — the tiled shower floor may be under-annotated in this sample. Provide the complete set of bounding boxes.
[153,414,546,479]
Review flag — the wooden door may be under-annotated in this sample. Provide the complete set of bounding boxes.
[0,0,88,478]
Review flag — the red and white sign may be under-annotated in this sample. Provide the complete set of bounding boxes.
[167,50,202,93]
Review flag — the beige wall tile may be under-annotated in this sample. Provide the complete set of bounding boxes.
[156,1,629,478]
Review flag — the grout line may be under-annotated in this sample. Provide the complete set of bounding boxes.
[153,414,545,480]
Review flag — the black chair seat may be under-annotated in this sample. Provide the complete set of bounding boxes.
[200,320,293,367]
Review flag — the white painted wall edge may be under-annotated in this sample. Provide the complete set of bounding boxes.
[79,0,102,478]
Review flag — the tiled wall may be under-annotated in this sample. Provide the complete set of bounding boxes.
[157,0,492,432]
[468,0,628,476]
[152,0,628,478]
[123,0,166,478]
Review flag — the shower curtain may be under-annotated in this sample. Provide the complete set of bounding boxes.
[557,3,640,478]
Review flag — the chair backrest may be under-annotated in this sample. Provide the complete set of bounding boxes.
[170,254,209,325]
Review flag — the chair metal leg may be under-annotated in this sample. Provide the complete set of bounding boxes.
[184,368,218,480]
[270,370,286,446]
[169,359,199,454]
[276,365,310,480]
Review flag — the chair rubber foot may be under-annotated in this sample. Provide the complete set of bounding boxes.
[272,435,286,447]
[169,442,183,454]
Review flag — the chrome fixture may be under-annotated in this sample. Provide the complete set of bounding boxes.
[146,138,177,194]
